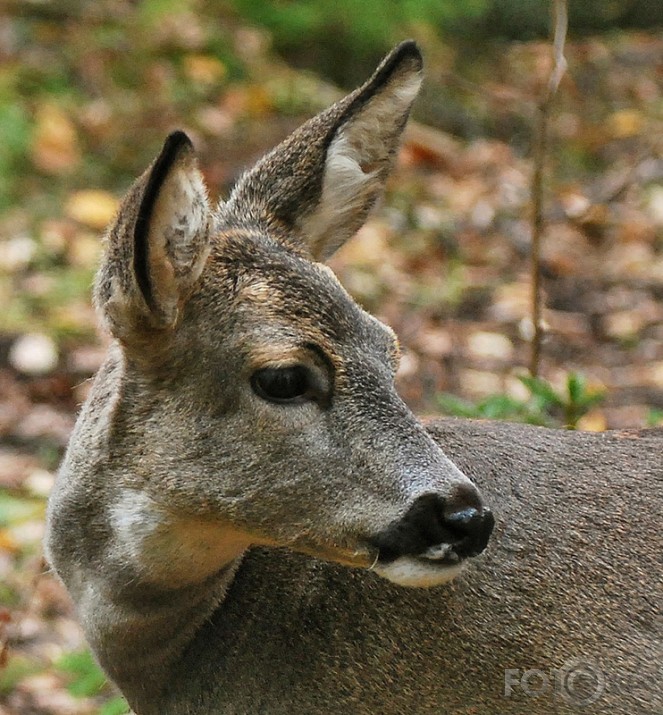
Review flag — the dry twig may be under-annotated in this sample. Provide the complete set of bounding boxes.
[530,0,568,377]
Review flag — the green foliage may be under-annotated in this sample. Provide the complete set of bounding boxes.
[230,0,663,50]
[437,373,605,429]
[0,493,44,527]
[521,373,605,429]
[0,102,30,211]
[138,0,197,25]
[647,409,663,427]
[437,392,549,425]
[55,649,130,712]
[230,0,489,84]
[56,650,107,697]
[232,0,488,46]
[100,697,132,715]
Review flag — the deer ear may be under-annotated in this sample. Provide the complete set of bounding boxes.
[224,41,423,261]
[95,131,211,341]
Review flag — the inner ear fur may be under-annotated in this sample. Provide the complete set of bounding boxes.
[222,41,423,261]
[95,131,211,341]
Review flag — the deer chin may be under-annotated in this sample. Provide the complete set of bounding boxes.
[372,557,466,588]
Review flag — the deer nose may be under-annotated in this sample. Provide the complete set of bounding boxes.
[442,504,495,559]
[371,492,495,565]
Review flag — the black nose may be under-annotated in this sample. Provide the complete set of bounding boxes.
[371,493,495,564]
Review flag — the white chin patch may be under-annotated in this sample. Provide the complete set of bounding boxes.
[373,558,466,588]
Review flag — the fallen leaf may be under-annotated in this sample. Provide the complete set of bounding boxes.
[418,327,453,358]
[66,232,103,268]
[645,186,663,226]
[183,55,227,85]
[606,109,644,139]
[8,334,58,376]
[0,529,19,553]
[0,608,11,668]
[65,191,119,230]
[466,331,514,361]
[459,368,503,397]
[576,410,607,432]
[0,236,37,272]
[31,103,81,175]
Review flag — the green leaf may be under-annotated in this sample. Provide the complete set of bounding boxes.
[518,375,564,408]
[100,697,131,715]
[566,372,585,404]
[56,649,107,697]
[476,394,524,420]
[567,373,604,409]
[0,492,44,528]
[647,409,663,427]
[436,393,480,418]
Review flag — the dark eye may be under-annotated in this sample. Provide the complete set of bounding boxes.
[251,366,312,404]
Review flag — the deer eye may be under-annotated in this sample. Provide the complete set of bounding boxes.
[251,366,312,404]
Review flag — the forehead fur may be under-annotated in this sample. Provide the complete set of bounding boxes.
[205,230,395,356]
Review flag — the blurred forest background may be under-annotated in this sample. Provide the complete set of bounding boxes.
[0,1,662,712]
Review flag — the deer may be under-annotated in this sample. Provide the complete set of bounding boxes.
[45,41,662,715]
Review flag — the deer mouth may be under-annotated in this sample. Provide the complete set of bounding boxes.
[302,539,468,587]
[287,500,494,586]
[368,537,475,588]
[366,497,495,587]
[370,550,467,588]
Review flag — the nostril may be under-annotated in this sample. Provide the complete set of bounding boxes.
[445,506,481,533]
[445,506,495,558]
[447,483,483,513]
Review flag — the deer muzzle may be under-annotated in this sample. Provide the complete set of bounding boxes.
[369,491,495,588]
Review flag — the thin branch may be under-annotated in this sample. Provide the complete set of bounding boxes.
[529,0,568,378]
[548,0,568,96]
